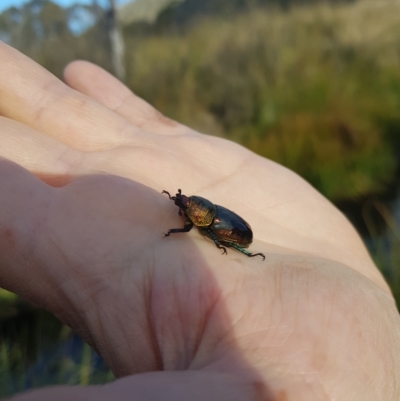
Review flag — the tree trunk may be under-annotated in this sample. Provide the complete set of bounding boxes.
[105,0,126,81]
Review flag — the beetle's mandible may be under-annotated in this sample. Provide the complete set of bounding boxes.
[162,189,265,260]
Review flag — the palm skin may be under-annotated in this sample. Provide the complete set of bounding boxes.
[0,42,399,400]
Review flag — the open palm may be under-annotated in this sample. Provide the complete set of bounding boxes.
[1,42,399,401]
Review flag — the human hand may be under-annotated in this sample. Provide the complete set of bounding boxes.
[0,42,399,400]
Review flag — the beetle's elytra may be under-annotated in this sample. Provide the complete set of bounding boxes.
[162,189,265,260]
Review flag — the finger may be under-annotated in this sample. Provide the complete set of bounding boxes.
[0,115,187,190]
[0,116,83,186]
[0,42,137,151]
[64,61,191,136]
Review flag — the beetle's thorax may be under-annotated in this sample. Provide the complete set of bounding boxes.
[187,196,217,227]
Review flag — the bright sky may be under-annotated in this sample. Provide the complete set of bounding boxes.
[0,0,132,13]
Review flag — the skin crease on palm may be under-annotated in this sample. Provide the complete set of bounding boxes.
[0,42,400,401]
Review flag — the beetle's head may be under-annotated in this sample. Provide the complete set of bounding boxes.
[171,189,190,212]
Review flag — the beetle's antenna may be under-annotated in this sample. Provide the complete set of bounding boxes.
[162,190,173,200]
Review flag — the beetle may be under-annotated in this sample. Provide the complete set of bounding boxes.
[162,189,265,260]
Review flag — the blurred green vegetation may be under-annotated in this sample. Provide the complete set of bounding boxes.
[0,309,114,397]
[127,0,400,201]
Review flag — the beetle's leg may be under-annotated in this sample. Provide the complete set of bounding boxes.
[164,219,194,237]
[206,230,228,255]
[230,244,265,261]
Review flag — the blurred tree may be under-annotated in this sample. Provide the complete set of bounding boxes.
[0,0,115,78]
[105,0,126,81]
